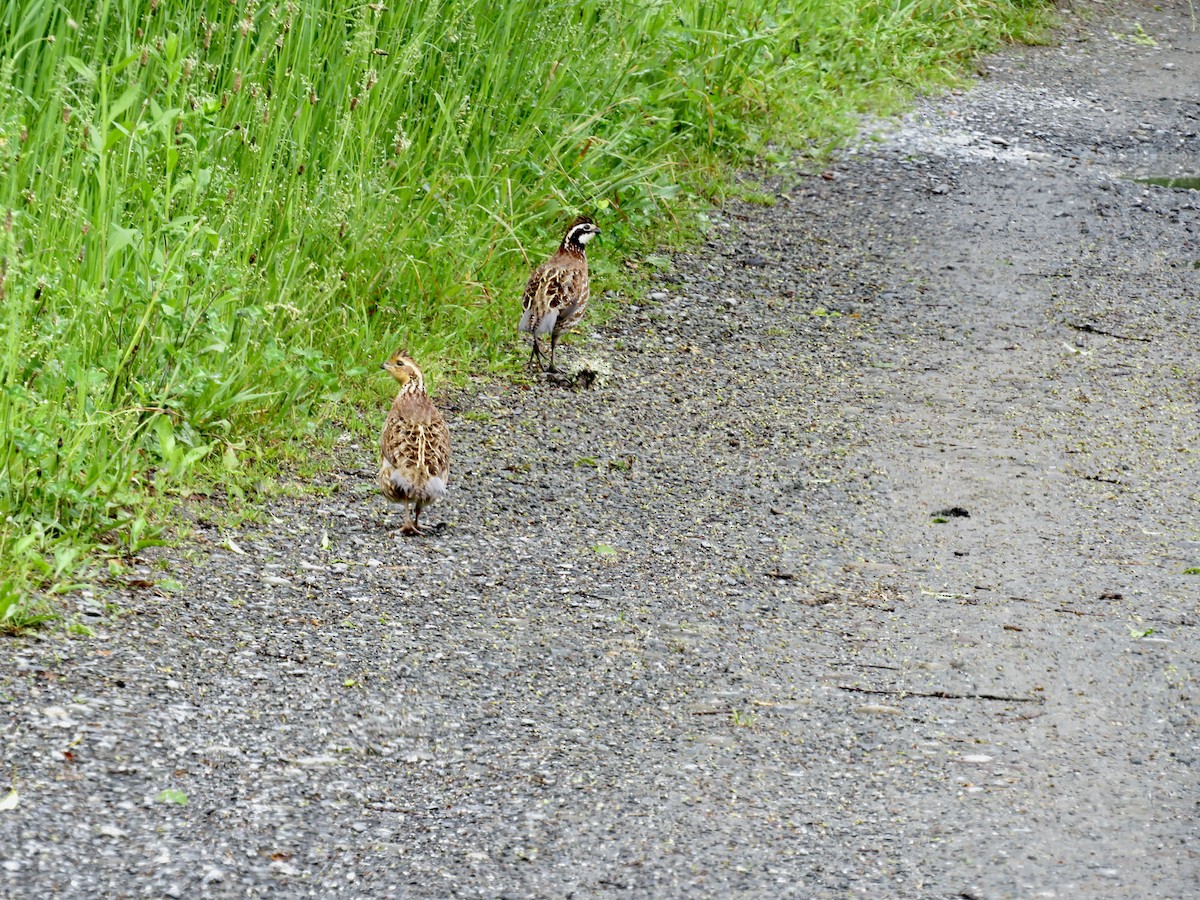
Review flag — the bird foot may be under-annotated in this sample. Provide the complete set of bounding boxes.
[544,369,573,389]
[396,520,447,537]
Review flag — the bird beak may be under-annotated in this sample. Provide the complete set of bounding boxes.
[380,362,387,370]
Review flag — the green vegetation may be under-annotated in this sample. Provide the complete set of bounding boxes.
[0,0,1050,610]
[155,788,189,806]
[0,577,55,633]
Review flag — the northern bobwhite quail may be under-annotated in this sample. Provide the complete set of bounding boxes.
[519,216,601,372]
[378,350,451,535]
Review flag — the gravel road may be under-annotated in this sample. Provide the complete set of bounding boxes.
[3,2,1198,897]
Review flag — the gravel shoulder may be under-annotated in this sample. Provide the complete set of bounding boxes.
[3,2,1199,897]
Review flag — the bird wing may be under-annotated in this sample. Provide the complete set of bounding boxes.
[381,399,451,498]
[557,274,590,324]
[521,259,581,335]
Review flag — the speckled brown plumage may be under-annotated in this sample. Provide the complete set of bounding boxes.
[378,351,450,535]
[519,216,601,372]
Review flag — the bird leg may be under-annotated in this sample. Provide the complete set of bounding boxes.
[528,337,547,372]
[398,503,422,536]
[547,333,560,373]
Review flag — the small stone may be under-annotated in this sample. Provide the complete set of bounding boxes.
[961,753,993,763]
[200,745,244,758]
[295,755,341,767]
[648,291,669,301]
[262,575,291,588]
[97,824,127,838]
[856,704,903,716]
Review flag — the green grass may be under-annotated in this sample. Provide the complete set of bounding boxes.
[0,578,55,634]
[0,0,1052,614]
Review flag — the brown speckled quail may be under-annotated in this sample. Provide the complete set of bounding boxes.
[378,350,451,535]
[518,216,601,372]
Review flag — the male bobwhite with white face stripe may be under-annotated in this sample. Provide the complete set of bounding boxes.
[378,350,451,535]
[519,216,601,372]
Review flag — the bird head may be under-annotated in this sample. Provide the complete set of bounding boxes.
[381,350,424,389]
[562,216,601,251]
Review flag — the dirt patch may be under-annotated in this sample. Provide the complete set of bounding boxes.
[2,2,1198,897]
